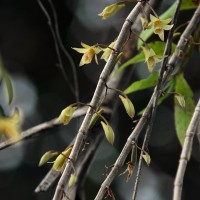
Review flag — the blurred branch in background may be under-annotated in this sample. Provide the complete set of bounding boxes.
[0,106,87,150]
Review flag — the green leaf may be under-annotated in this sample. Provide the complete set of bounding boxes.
[53,146,73,171]
[124,72,158,94]
[175,94,185,108]
[138,79,175,116]
[119,95,135,118]
[39,151,59,167]
[117,41,176,74]
[101,121,115,145]
[174,74,195,146]
[142,152,151,166]
[116,51,145,74]
[138,3,176,49]
[180,0,198,10]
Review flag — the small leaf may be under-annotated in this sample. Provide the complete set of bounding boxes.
[58,106,77,125]
[89,108,104,129]
[53,146,73,171]
[180,0,198,10]
[119,95,135,119]
[175,94,185,108]
[68,173,77,187]
[124,72,158,94]
[142,152,151,166]
[174,74,195,145]
[101,121,115,145]
[39,151,59,167]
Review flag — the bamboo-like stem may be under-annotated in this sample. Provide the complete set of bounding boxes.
[94,4,200,200]
[52,2,146,200]
[173,98,200,200]
[0,107,87,151]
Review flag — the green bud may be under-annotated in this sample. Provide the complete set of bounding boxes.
[88,108,104,129]
[98,3,125,20]
[119,95,135,119]
[53,146,73,171]
[142,152,151,166]
[101,121,115,145]
[39,151,59,167]
[58,106,77,125]
[68,173,77,187]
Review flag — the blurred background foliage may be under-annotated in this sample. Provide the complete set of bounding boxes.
[0,0,200,199]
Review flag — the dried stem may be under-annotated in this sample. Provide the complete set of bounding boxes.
[47,0,79,102]
[52,2,147,200]
[132,0,182,198]
[94,4,200,200]
[37,0,76,98]
[173,98,200,200]
[132,131,148,200]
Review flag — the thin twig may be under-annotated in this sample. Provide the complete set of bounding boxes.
[52,2,147,200]
[0,107,87,151]
[37,0,75,97]
[94,4,200,200]
[132,0,182,198]
[132,131,147,200]
[173,98,200,200]
[47,0,79,102]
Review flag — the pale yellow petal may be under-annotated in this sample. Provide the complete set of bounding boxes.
[160,18,172,24]
[72,48,88,54]
[79,48,95,66]
[158,29,165,41]
[162,24,174,30]
[150,14,158,23]
[81,42,90,49]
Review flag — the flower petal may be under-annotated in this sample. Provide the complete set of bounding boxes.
[81,42,90,49]
[160,18,172,24]
[72,48,88,54]
[162,24,174,30]
[150,14,158,22]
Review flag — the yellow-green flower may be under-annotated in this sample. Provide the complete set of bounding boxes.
[0,109,21,141]
[140,17,151,30]
[98,3,125,20]
[100,41,115,62]
[149,14,173,41]
[142,46,162,72]
[72,43,101,66]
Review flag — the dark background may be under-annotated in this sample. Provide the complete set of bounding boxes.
[0,0,200,200]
